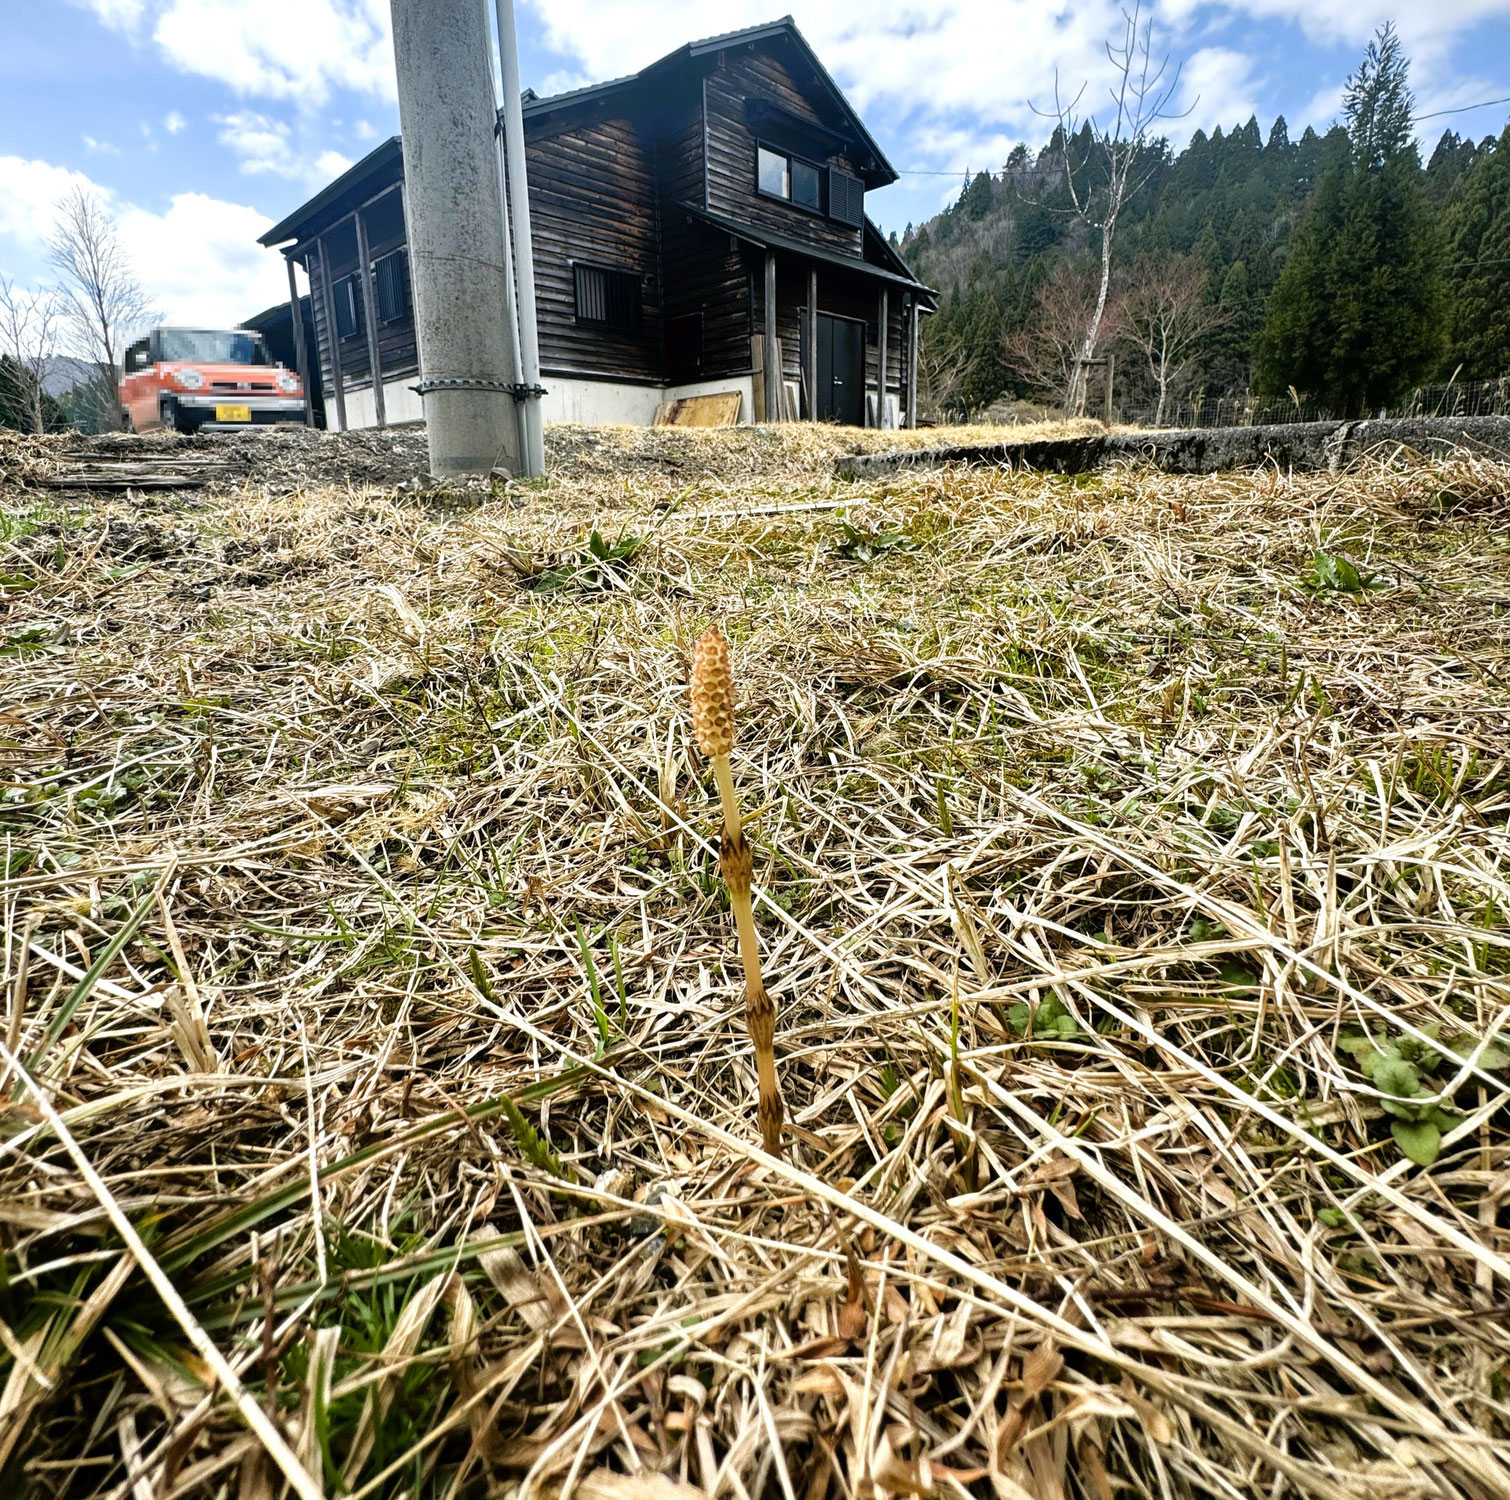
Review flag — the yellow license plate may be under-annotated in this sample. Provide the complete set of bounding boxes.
[215,404,251,422]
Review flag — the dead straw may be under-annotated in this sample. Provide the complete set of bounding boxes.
[0,419,1507,1498]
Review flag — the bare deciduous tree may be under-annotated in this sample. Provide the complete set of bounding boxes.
[1003,261,1124,409]
[1036,1,1187,415]
[916,321,975,422]
[1121,253,1229,425]
[0,276,62,434]
[47,186,155,430]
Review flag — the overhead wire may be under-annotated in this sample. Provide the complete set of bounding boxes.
[891,91,1510,178]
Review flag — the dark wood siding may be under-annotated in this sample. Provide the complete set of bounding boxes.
[759,267,909,420]
[523,109,661,380]
[704,44,865,257]
[656,88,752,381]
[301,186,417,399]
[277,30,928,415]
[817,278,906,395]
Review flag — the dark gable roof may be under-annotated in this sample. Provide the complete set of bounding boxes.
[258,137,402,248]
[259,18,900,248]
[523,17,897,187]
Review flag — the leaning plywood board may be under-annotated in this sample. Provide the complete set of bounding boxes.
[653,391,744,427]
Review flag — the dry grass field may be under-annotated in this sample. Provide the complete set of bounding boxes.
[1,419,1508,1499]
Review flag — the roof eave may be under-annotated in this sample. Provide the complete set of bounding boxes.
[520,16,898,187]
[682,203,935,300]
[257,136,403,248]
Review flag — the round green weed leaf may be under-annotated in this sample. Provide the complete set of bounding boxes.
[1390,1118,1440,1167]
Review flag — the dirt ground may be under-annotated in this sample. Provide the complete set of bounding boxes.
[1,421,1508,1499]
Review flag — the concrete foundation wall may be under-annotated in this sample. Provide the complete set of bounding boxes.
[539,374,754,427]
[341,377,425,430]
[335,373,755,432]
[837,415,1510,480]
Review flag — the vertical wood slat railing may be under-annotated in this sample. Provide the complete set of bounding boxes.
[285,258,315,429]
[353,209,387,428]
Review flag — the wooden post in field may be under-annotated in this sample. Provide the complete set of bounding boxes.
[906,297,918,428]
[806,265,818,420]
[763,251,779,422]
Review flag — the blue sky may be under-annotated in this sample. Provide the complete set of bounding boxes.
[2,0,1508,332]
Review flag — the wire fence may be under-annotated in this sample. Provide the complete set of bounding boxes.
[951,375,1510,432]
[1115,375,1510,430]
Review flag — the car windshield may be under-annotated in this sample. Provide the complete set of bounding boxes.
[158,330,269,365]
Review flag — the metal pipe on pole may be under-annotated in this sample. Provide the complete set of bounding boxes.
[493,0,545,477]
[389,0,522,477]
[485,4,525,468]
[493,127,526,454]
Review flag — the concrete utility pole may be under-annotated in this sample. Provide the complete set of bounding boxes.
[390,0,522,476]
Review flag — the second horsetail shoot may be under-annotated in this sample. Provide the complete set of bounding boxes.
[689,626,784,1156]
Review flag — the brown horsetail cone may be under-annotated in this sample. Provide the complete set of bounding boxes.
[687,625,784,1156]
[690,627,735,758]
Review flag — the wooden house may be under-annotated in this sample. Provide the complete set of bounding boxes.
[256,17,935,430]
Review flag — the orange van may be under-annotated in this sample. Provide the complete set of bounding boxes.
[120,327,306,433]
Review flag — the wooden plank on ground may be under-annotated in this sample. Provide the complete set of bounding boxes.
[653,391,743,427]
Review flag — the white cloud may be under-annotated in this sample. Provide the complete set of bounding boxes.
[60,0,1510,224]
[517,0,1510,181]
[1299,81,1345,133]
[0,155,289,331]
[538,68,594,98]
[904,125,1015,175]
[71,0,395,103]
[213,109,294,174]
[0,157,96,246]
[1173,46,1262,141]
[212,111,353,184]
[164,109,187,134]
[119,192,290,324]
[82,134,123,156]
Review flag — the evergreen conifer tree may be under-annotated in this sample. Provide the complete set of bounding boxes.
[1255,23,1443,414]
[1442,124,1510,378]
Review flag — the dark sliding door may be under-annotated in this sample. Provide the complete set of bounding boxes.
[816,313,864,426]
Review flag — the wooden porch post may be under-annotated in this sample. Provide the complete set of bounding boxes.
[906,298,918,429]
[353,208,387,428]
[285,254,315,429]
[806,265,818,421]
[315,235,348,433]
[763,250,779,422]
[876,286,888,429]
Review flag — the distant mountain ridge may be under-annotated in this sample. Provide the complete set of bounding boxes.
[41,355,97,396]
[896,116,1508,417]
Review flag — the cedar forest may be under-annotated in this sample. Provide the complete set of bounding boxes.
[898,23,1510,423]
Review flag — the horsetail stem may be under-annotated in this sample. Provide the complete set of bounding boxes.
[690,626,784,1157]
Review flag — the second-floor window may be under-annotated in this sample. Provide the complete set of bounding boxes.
[757,145,822,211]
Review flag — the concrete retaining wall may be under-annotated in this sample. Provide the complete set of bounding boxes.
[835,415,1510,481]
